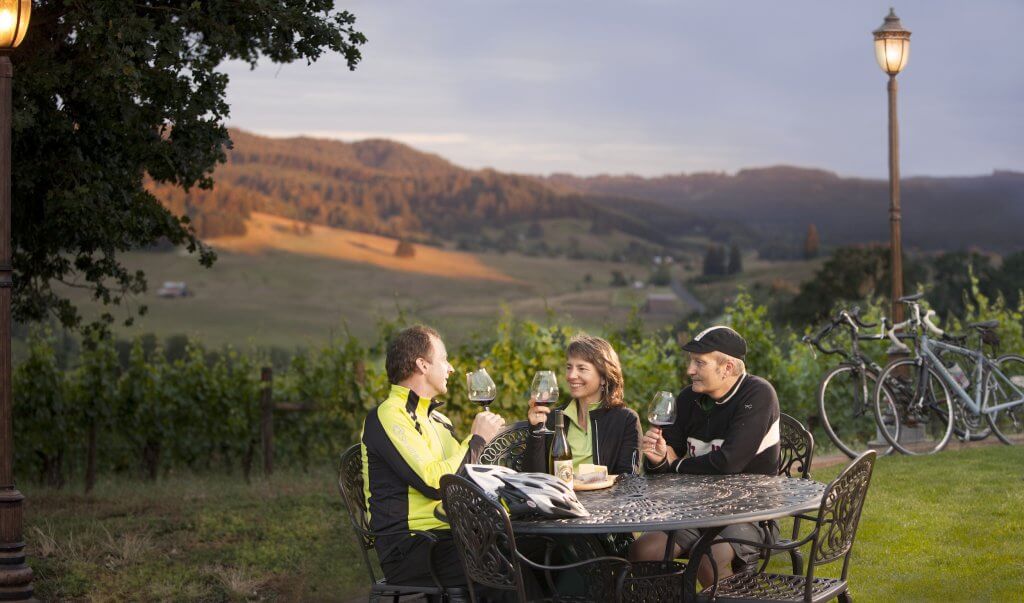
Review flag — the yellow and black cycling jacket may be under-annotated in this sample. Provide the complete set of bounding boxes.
[361,384,484,559]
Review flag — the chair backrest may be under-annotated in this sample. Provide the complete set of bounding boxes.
[809,449,876,577]
[337,444,378,582]
[440,473,529,601]
[778,413,814,479]
[479,422,532,472]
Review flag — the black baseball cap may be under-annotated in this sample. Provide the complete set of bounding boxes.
[681,326,747,359]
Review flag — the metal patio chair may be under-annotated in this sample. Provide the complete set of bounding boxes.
[765,413,816,575]
[478,421,532,472]
[699,450,877,603]
[439,473,632,602]
[337,443,468,602]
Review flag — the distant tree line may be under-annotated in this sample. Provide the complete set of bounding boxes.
[784,246,1024,324]
[702,244,743,277]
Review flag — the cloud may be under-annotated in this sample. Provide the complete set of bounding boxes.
[238,128,472,146]
[221,0,1024,178]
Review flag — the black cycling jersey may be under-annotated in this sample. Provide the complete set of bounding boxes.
[645,373,780,475]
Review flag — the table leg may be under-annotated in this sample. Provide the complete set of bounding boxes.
[681,526,724,602]
[662,530,677,561]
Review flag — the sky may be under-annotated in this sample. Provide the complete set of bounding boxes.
[221,0,1024,179]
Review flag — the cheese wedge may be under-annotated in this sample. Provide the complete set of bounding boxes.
[575,464,608,484]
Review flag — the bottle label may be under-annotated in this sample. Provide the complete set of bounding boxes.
[554,459,574,488]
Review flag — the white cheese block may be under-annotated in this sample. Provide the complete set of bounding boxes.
[575,464,608,484]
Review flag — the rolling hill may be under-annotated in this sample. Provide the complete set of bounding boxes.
[150,130,1024,259]
[151,130,731,249]
[541,167,1024,253]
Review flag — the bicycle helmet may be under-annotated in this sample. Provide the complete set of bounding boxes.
[463,464,517,501]
[496,472,590,519]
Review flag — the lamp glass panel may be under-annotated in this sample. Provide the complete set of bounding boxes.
[875,37,909,75]
[12,0,28,46]
[894,39,909,73]
[0,0,29,49]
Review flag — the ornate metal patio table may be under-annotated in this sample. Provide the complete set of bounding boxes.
[510,472,826,601]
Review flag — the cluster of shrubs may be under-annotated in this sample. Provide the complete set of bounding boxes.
[14,274,1021,487]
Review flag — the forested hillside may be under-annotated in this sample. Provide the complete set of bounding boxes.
[543,167,1024,253]
[151,130,725,247]
[152,130,1023,255]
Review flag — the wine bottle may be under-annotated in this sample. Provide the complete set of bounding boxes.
[547,410,574,488]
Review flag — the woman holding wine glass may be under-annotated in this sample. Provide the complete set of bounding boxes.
[524,334,642,477]
[523,334,643,569]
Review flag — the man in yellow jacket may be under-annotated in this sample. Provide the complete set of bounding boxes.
[361,325,505,588]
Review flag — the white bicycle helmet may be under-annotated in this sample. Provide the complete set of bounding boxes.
[496,472,590,519]
[463,464,517,501]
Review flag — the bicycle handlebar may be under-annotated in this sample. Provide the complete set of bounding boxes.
[883,296,948,353]
[803,322,843,357]
[846,307,877,329]
[806,304,917,358]
[922,309,945,337]
[805,308,871,357]
[885,318,912,353]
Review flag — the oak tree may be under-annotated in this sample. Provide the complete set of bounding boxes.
[10,1,366,330]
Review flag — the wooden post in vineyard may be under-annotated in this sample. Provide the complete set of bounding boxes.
[257,366,326,477]
[260,367,273,477]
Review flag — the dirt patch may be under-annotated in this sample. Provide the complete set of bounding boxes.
[208,212,519,284]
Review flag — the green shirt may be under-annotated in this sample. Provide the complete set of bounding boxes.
[563,400,594,469]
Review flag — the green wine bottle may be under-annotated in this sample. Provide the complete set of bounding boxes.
[547,410,574,488]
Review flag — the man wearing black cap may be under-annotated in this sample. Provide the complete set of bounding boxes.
[628,325,781,586]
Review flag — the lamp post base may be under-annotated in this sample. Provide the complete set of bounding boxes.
[0,488,32,601]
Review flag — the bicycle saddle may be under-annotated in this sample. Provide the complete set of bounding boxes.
[898,292,924,302]
[967,320,999,330]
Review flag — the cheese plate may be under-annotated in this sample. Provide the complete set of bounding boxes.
[573,474,617,491]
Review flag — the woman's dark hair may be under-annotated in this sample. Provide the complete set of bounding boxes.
[566,334,625,408]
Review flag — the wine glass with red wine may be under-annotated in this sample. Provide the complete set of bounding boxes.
[466,368,497,412]
[530,370,559,435]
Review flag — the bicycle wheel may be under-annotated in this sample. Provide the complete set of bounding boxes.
[875,358,954,455]
[818,364,895,458]
[985,354,1024,445]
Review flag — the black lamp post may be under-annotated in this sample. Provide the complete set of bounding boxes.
[0,0,32,599]
[873,8,911,328]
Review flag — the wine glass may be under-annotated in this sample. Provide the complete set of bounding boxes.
[466,368,497,412]
[647,391,677,428]
[530,370,559,435]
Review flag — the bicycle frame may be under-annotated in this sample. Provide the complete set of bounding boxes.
[919,335,1024,415]
[814,317,887,412]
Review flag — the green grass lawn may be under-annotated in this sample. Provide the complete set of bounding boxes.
[24,445,1024,601]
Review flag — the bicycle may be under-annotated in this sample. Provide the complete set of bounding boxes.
[874,292,1024,455]
[803,307,902,459]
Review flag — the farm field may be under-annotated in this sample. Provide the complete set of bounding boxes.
[50,213,702,350]
[689,253,826,311]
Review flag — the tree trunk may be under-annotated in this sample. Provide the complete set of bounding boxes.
[37,452,63,489]
[142,439,161,481]
[52,449,65,489]
[242,438,254,484]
